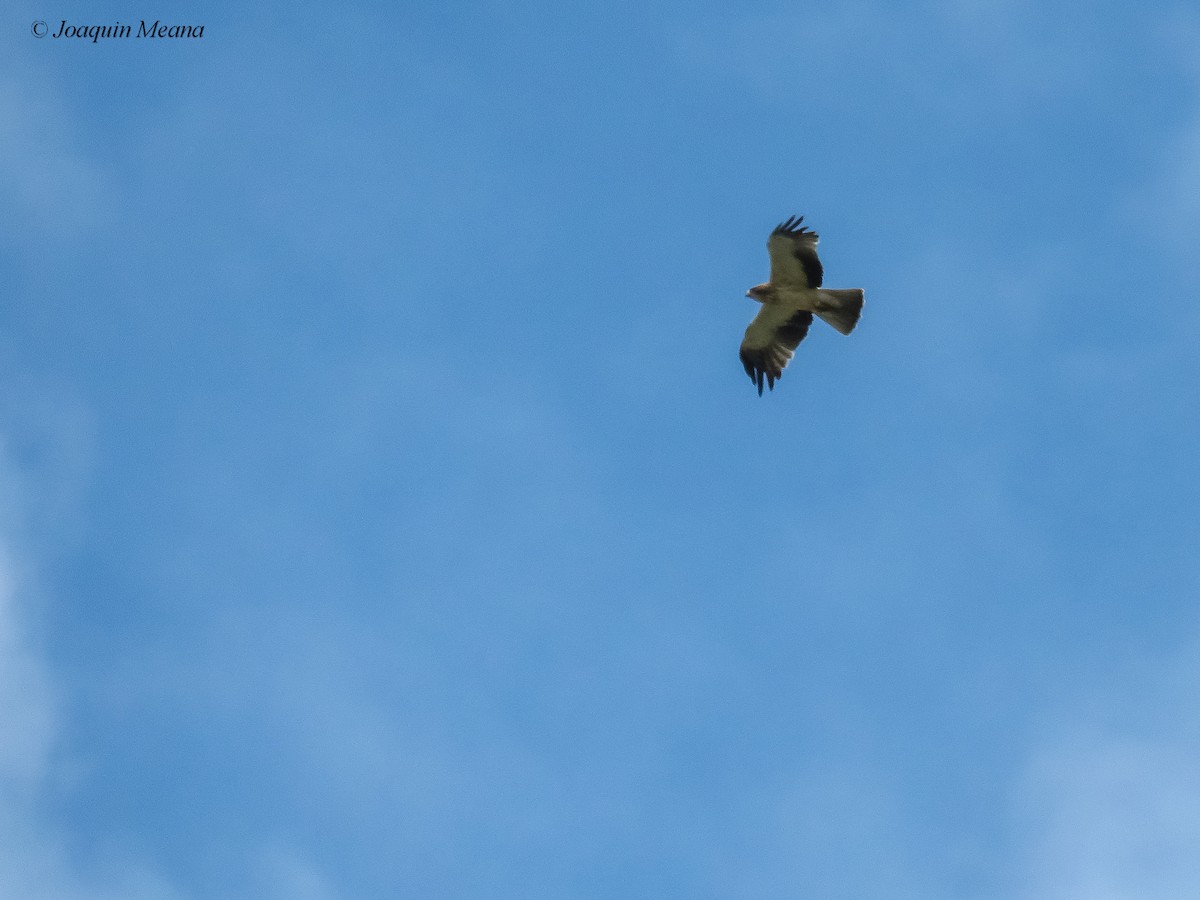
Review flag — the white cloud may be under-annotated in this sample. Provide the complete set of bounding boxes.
[0,48,177,890]
[0,436,185,900]
[251,846,341,900]
[726,760,929,899]
[1010,633,1200,899]
[0,525,54,788]
[672,0,1102,121]
[1119,10,1200,275]
[1135,108,1200,262]
[0,65,113,242]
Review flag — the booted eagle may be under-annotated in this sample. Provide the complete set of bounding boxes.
[740,215,864,395]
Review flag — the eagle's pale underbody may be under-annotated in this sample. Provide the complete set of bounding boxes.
[739,215,864,395]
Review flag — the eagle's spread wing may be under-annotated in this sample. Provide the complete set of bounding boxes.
[767,215,823,289]
[739,303,814,395]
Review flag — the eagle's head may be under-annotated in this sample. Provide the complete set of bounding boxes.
[746,283,771,303]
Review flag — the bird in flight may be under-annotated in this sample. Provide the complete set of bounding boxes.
[739,215,864,395]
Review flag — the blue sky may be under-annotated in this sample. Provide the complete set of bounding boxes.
[3,0,1200,896]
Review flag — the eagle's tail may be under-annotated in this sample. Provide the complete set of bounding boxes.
[814,289,864,335]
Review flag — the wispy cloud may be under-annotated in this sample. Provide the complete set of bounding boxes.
[0,64,113,242]
[0,527,56,790]
[1010,631,1200,899]
[0,434,182,900]
[251,846,341,900]
[1128,88,1200,275]
[672,0,1106,120]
